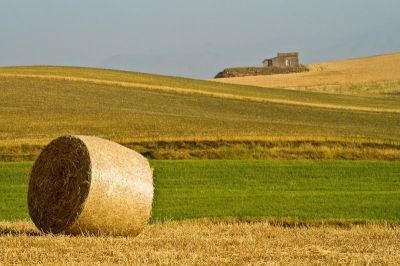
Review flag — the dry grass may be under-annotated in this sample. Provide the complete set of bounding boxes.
[3,136,400,161]
[0,73,398,113]
[1,65,399,161]
[0,220,399,265]
[216,52,400,92]
[283,80,400,95]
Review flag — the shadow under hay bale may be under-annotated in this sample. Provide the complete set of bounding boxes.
[28,135,153,236]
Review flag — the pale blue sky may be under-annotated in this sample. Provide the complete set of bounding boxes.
[1,0,399,78]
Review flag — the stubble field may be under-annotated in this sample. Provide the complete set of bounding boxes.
[1,220,399,265]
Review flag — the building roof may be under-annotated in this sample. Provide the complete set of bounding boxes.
[277,52,298,57]
[262,52,299,63]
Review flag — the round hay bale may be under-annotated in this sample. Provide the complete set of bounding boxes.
[28,135,153,236]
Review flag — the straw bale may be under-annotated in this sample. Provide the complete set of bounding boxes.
[28,135,153,236]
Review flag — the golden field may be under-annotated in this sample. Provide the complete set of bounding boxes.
[215,52,400,94]
[1,65,400,160]
[1,56,400,265]
[1,220,399,265]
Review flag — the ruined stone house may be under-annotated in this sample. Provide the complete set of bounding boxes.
[262,52,299,68]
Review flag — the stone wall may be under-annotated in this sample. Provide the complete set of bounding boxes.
[214,65,308,78]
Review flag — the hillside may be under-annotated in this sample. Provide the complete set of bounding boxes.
[0,65,399,160]
[215,52,400,94]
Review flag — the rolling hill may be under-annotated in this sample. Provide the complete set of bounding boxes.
[215,52,400,95]
[0,65,399,160]
[1,61,400,264]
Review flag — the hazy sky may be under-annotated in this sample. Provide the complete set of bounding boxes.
[1,0,399,79]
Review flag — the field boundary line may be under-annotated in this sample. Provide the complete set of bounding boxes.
[2,73,400,114]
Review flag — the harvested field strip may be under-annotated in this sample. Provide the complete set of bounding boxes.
[2,138,400,161]
[2,135,399,146]
[2,161,399,222]
[0,220,399,265]
[279,80,400,95]
[1,73,399,113]
[123,139,400,160]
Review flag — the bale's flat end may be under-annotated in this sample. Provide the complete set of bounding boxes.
[28,135,91,234]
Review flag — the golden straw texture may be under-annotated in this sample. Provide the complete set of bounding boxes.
[28,135,153,236]
[1,220,399,265]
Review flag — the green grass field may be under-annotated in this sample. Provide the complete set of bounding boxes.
[1,66,399,160]
[2,160,399,223]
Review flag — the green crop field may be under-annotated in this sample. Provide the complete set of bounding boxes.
[2,160,399,223]
[1,66,399,161]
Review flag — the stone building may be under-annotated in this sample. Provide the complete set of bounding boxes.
[262,52,299,67]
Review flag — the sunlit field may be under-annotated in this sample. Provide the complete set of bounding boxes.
[1,66,399,161]
[216,52,400,95]
[1,220,399,265]
[1,59,399,264]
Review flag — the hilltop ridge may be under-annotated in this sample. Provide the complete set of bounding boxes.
[215,52,400,94]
